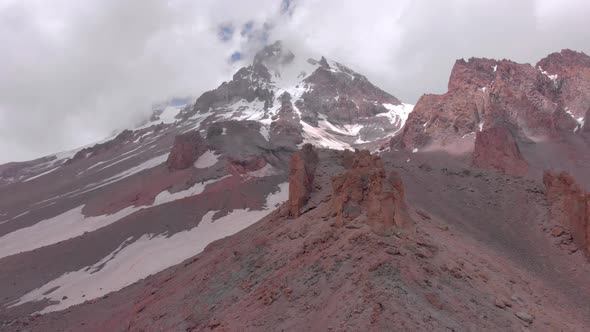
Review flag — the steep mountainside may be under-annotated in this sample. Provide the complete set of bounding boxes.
[0,41,411,320]
[2,47,590,332]
[6,147,590,331]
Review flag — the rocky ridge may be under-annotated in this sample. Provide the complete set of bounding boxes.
[394,50,590,152]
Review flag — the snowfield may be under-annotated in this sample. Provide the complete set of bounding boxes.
[11,183,289,313]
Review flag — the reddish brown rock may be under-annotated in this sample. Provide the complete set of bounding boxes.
[166,131,208,170]
[331,150,410,236]
[543,171,590,256]
[472,125,528,176]
[287,144,319,217]
[227,156,267,175]
[536,49,590,120]
[394,50,590,152]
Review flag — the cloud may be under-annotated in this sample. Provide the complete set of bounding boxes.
[1,0,590,163]
[0,0,279,163]
[269,0,590,103]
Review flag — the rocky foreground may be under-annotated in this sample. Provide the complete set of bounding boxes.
[5,146,590,331]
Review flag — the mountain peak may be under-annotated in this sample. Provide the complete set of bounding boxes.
[253,40,295,68]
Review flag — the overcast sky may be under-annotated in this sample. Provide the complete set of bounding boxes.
[1,0,589,163]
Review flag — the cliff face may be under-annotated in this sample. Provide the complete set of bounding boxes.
[472,126,528,177]
[393,50,590,181]
[543,171,590,257]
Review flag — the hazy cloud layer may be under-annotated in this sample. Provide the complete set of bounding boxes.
[1,0,589,162]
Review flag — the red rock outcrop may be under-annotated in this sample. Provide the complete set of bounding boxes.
[227,156,267,175]
[166,131,208,170]
[536,49,590,120]
[330,150,410,236]
[393,50,590,152]
[287,144,319,217]
[472,125,528,176]
[543,171,590,256]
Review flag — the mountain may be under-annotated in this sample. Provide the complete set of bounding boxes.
[2,46,590,331]
[0,41,411,320]
[392,49,590,183]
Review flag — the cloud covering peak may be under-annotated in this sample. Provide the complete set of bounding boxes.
[1,0,589,163]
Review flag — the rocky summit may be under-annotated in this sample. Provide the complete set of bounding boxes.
[1,44,590,332]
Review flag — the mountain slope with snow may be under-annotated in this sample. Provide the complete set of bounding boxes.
[0,41,412,319]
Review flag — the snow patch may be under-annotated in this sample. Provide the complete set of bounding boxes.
[158,105,183,124]
[0,205,139,260]
[300,121,352,150]
[260,125,270,141]
[317,114,362,137]
[23,167,59,182]
[0,211,31,225]
[153,175,230,206]
[193,150,219,169]
[0,174,231,260]
[380,103,414,132]
[246,164,278,178]
[538,66,558,84]
[12,183,289,314]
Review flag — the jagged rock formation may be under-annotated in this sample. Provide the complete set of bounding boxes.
[166,131,208,170]
[330,150,410,236]
[287,144,319,217]
[543,171,590,257]
[394,50,590,153]
[472,126,528,176]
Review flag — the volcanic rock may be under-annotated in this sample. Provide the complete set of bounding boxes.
[536,49,590,119]
[166,131,208,170]
[330,150,410,236]
[394,50,590,152]
[543,171,590,256]
[472,125,528,176]
[287,144,319,217]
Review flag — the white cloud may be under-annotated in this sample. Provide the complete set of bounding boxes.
[1,0,590,163]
